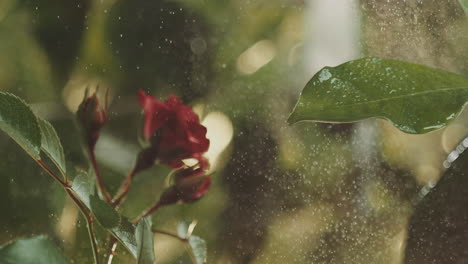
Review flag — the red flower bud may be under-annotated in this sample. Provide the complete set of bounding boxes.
[177,175,211,203]
[136,90,210,170]
[158,166,211,206]
[76,92,108,151]
[132,146,160,175]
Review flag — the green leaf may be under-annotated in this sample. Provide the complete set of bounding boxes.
[177,221,190,239]
[90,195,120,229]
[70,171,139,259]
[188,236,207,264]
[111,219,139,259]
[71,170,94,208]
[0,92,41,159]
[135,218,155,264]
[0,235,68,264]
[37,118,66,174]
[177,221,207,264]
[288,57,468,134]
[459,0,468,12]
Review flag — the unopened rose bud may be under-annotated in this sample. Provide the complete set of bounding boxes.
[132,146,159,176]
[158,166,211,206]
[177,175,211,203]
[76,91,108,151]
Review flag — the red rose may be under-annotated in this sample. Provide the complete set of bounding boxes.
[76,92,108,151]
[113,91,211,207]
[137,90,210,169]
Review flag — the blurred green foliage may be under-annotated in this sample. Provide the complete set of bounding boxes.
[0,0,467,263]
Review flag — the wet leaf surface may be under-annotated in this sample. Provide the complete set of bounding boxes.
[289,57,468,134]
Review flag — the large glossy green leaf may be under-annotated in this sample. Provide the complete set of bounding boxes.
[37,118,66,174]
[0,235,68,264]
[288,57,468,134]
[0,92,41,159]
[135,218,155,264]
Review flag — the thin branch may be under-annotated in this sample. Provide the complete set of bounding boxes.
[111,169,136,207]
[132,201,162,224]
[37,160,100,264]
[37,160,68,187]
[89,150,112,204]
[65,186,100,264]
[105,237,118,264]
[86,217,100,264]
[57,164,68,184]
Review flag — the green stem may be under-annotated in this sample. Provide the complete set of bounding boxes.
[111,169,136,207]
[86,216,100,264]
[37,160,68,186]
[132,201,162,224]
[65,185,101,264]
[89,150,112,204]
[37,160,101,264]
[67,190,100,264]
